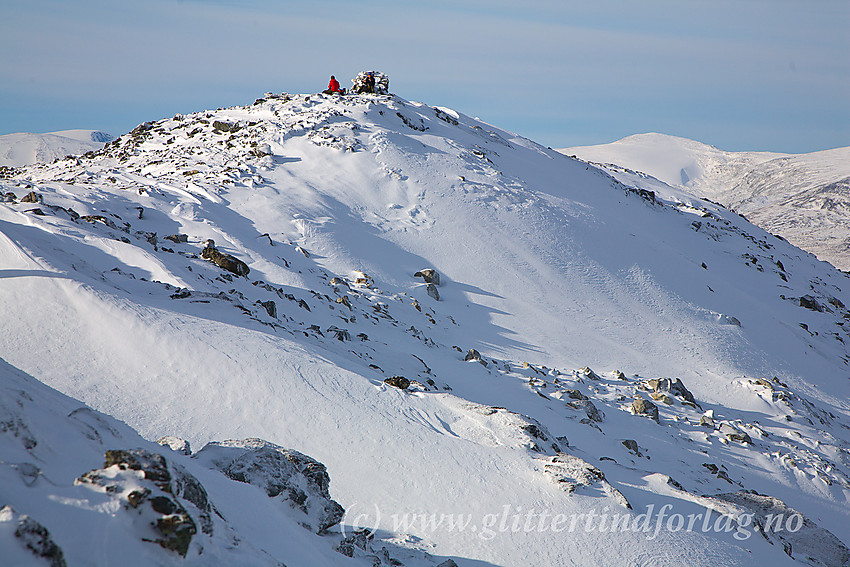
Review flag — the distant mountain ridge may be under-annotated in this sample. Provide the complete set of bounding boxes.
[0,129,115,168]
[561,133,850,270]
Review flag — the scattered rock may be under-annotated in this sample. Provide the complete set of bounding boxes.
[699,410,714,428]
[579,366,601,381]
[799,295,823,312]
[158,436,192,455]
[384,376,411,390]
[164,234,188,244]
[20,191,41,203]
[575,399,602,422]
[719,423,752,444]
[326,326,351,341]
[647,377,698,407]
[464,349,482,362]
[564,389,587,400]
[258,300,277,318]
[0,506,67,567]
[414,268,440,285]
[651,392,674,405]
[212,120,240,133]
[632,397,659,423]
[621,440,641,456]
[702,462,735,483]
[201,240,250,277]
[542,453,631,508]
[336,528,374,558]
[426,283,440,301]
[352,271,372,286]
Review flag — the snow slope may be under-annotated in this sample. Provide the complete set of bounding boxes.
[2,94,850,566]
[0,130,114,168]
[561,133,850,271]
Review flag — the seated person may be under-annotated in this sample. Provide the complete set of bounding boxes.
[322,75,343,95]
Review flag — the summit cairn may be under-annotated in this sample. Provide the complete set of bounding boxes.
[352,71,389,94]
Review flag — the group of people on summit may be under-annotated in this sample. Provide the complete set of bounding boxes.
[323,72,379,95]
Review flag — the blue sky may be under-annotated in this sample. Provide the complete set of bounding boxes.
[1,0,847,152]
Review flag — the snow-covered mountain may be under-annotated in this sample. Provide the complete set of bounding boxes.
[2,94,850,567]
[0,129,115,168]
[561,133,850,271]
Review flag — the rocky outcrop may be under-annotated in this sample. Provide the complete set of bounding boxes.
[157,436,192,455]
[631,397,659,423]
[258,300,277,318]
[164,233,188,244]
[384,376,411,390]
[194,438,344,534]
[201,240,250,277]
[414,268,440,286]
[572,399,602,422]
[701,492,850,566]
[647,377,699,408]
[20,191,41,203]
[0,506,67,567]
[799,295,823,312]
[718,423,752,444]
[464,349,482,362]
[541,453,631,509]
[75,448,213,557]
[578,366,601,381]
[621,439,641,456]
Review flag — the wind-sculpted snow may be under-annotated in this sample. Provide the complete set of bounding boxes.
[1,92,850,565]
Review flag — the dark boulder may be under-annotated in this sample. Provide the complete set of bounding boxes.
[632,397,659,423]
[1,506,67,567]
[384,376,411,390]
[648,377,698,407]
[799,295,823,312]
[201,240,249,277]
[414,268,440,285]
[564,389,587,400]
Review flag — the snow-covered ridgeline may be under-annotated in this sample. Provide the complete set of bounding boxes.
[0,130,115,168]
[561,133,850,271]
[1,93,849,566]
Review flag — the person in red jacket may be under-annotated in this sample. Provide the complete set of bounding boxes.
[323,75,342,95]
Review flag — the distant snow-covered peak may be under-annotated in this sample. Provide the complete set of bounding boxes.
[561,132,786,191]
[0,129,114,168]
[561,133,850,270]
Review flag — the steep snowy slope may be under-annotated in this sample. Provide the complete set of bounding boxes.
[0,359,373,566]
[561,134,850,271]
[2,93,850,566]
[0,130,114,168]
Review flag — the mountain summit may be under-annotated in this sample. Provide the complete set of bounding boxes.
[1,93,849,566]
